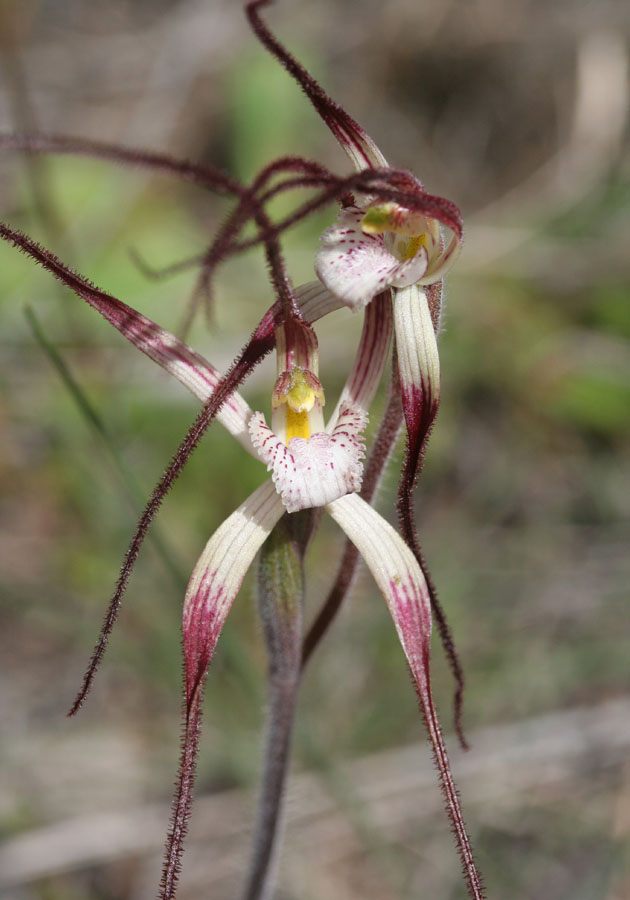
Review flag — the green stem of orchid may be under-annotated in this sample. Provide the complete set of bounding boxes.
[241,515,305,900]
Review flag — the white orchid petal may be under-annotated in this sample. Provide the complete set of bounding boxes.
[183,480,284,703]
[394,284,440,407]
[328,293,392,429]
[326,493,432,648]
[339,124,389,172]
[249,406,366,514]
[417,231,462,285]
[295,281,345,323]
[315,208,429,310]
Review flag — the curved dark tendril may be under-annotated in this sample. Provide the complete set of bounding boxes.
[246,0,384,169]
[122,166,461,304]
[66,311,277,716]
[226,168,463,258]
[414,650,485,899]
[160,680,206,900]
[0,132,242,194]
[190,156,332,320]
[392,280,468,749]
[396,352,469,751]
[0,221,278,715]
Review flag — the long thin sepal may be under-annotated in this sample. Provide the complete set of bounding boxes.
[0,132,242,194]
[67,315,278,716]
[394,284,468,749]
[245,0,387,171]
[326,493,485,900]
[160,684,204,900]
[1,221,258,446]
[182,481,284,706]
[160,482,284,899]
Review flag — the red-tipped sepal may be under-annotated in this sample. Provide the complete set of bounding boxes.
[327,493,485,900]
[394,283,440,463]
[182,481,284,707]
[159,482,285,898]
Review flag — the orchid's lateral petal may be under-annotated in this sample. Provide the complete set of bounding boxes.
[395,285,468,750]
[0,222,257,450]
[315,207,428,311]
[249,406,366,514]
[394,284,440,434]
[246,1,388,172]
[183,481,284,707]
[328,290,392,427]
[0,224,335,459]
[66,313,276,715]
[327,493,484,900]
[326,493,432,643]
[101,317,254,450]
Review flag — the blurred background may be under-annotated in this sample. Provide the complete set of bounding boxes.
[1,0,629,897]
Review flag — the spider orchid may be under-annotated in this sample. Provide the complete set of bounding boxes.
[246,0,469,751]
[0,212,477,895]
[151,296,482,899]
[1,2,484,897]
[1,213,481,898]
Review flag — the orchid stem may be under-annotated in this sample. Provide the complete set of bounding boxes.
[241,516,304,900]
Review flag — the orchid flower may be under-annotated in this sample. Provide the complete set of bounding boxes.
[1,212,481,898]
[1,2,484,897]
[246,0,469,750]
[162,297,484,900]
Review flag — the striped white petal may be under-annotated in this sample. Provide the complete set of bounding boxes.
[315,208,429,311]
[295,281,345,324]
[394,284,440,408]
[127,322,256,450]
[249,406,367,514]
[327,292,392,428]
[182,480,284,704]
[339,126,389,172]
